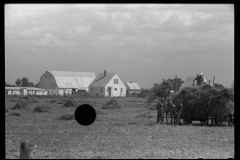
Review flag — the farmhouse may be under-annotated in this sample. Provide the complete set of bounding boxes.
[179,76,207,90]
[125,82,141,96]
[89,70,126,97]
[38,70,96,95]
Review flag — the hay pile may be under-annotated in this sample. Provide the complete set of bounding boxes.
[11,97,33,110]
[95,109,106,115]
[172,85,234,123]
[9,112,21,116]
[9,98,17,102]
[58,114,75,120]
[101,100,122,109]
[57,99,67,104]
[33,105,50,113]
[50,99,58,103]
[31,97,39,103]
[62,98,78,107]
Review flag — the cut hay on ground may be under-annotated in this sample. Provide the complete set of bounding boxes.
[33,105,50,113]
[57,99,67,104]
[135,111,155,118]
[58,114,75,120]
[95,109,106,115]
[9,112,21,116]
[62,98,78,107]
[101,99,122,109]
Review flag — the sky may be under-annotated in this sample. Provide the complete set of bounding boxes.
[5,4,234,89]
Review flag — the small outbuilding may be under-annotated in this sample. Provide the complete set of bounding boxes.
[125,82,141,96]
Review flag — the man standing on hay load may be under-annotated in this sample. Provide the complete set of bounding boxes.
[193,72,206,86]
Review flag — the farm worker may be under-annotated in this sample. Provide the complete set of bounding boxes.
[156,98,164,123]
[193,72,204,86]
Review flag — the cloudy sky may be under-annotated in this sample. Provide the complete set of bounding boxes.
[5,4,234,88]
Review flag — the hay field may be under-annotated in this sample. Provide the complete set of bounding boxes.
[5,96,234,159]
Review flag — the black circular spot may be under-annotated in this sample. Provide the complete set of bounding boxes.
[74,104,96,126]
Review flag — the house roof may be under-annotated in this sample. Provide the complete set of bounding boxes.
[179,76,207,90]
[125,82,141,90]
[89,73,116,87]
[46,70,96,89]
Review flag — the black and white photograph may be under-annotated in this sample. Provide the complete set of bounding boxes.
[5,4,234,159]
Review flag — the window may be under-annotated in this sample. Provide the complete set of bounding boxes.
[49,75,51,78]
[114,79,118,84]
[46,75,47,78]
[91,88,93,92]
[120,88,123,93]
[115,88,117,91]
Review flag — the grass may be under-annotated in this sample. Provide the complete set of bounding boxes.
[5,96,234,159]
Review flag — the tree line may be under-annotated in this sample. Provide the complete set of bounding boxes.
[5,77,38,87]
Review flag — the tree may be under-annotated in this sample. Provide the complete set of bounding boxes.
[15,78,21,87]
[21,77,29,87]
[28,82,34,87]
[167,77,184,92]
[35,83,39,88]
[214,83,225,90]
[147,79,173,103]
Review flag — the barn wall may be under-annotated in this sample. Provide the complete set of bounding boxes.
[38,72,58,89]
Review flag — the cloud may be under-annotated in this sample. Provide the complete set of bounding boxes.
[73,25,91,34]
[33,33,58,47]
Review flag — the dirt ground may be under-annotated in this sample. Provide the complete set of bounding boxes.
[5,96,234,159]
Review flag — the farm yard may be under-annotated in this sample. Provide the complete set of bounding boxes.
[5,96,234,159]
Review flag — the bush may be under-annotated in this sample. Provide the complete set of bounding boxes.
[33,105,50,113]
[9,98,17,102]
[59,114,75,120]
[31,97,39,103]
[101,99,122,109]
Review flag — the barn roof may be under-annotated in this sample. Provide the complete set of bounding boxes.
[125,82,141,90]
[46,70,96,89]
[89,73,116,87]
[5,87,46,91]
[179,76,207,90]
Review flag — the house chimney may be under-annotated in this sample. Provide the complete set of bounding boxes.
[104,70,106,77]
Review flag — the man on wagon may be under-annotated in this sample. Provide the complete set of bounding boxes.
[193,72,205,86]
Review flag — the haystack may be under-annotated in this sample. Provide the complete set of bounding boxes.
[33,105,50,113]
[59,114,75,120]
[101,99,122,109]
[11,97,33,110]
[62,98,78,107]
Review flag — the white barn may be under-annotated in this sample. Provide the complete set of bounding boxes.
[89,70,126,97]
[38,70,96,95]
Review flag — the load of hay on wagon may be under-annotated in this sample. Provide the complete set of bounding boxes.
[172,84,234,126]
